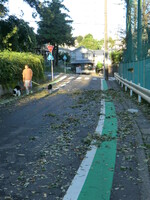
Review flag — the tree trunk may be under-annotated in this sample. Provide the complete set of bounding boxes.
[56,44,59,67]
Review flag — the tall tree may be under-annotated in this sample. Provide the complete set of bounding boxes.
[77,34,105,50]
[37,0,74,66]
[76,35,83,44]
[0,15,37,52]
[0,0,8,18]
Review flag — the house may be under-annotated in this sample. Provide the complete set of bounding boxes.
[93,50,104,65]
[70,46,94,69]
[58,45,111,73]
[70,46,105,72]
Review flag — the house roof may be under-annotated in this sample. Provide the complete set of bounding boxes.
[72,46,93,53]
[59,47,71,53]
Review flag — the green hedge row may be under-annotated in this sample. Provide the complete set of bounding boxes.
[0,51,45,87]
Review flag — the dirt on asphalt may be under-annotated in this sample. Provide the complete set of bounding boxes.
[0,75,103,200]
[0,76,150,200]
[107,80,150,200]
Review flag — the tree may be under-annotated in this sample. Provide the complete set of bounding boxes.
[108,37,115,49]
[0,0,8,18]
[0,0,39,18]
[0,15,37,52]
[58,51,70,63]
[76,35,83,43]
[37,0,74,66]
[110,51,123,64]
[79,34,97,49]
[77,34,104,50]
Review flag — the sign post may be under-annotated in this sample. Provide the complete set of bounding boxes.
[47,45,54,81]
[63,55,67,73]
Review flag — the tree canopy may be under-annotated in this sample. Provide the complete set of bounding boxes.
[37,0,74,47]
[0,0,74,57]
[76,34,115,50]
[0,15,37,52]
[0,0,8,18]
[36,0,74,66]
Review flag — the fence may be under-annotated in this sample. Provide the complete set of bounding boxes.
[119,58,150,90]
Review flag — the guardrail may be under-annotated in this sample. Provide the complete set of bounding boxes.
[114,73,150,104]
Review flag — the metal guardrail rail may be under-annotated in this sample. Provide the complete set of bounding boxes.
[114,73,150,104]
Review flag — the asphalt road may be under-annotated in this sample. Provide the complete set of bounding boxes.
[1,74,150,200]
[0,74,102,200]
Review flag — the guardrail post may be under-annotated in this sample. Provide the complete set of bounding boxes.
[138,83,141,103]
[138,95,141,103]
[114,73,150,104]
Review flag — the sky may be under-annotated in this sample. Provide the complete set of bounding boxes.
[63,0,126,39]
[8,0,126,40]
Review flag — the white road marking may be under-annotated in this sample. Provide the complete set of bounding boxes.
[60,84,66,87]
[76,77,82,80]
[63,78,105,200]
[63,146,97,200]
[92,77,97,80]
[109,77,115,81]
[65,81,70,84]
[59,75,67,81]
[54,75,60,79]
[95,100,105,135]
[68,76,75,80]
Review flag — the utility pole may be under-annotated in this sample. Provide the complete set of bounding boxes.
[104,0,108,80]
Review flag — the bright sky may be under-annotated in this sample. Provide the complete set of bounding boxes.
[8,0,39,31]
[63,0,126,39]
[8,0,126,40]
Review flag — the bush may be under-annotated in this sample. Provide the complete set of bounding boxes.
[96,61,103,69]
[110,51,123,64]
[0,51,45,87]
[96,61,103,73]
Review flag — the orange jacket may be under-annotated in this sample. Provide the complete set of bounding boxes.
[22,68,33,81]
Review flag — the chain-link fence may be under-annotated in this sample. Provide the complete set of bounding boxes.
[119,0,150,90]
[122,0,150,62]
[119,58,150,90]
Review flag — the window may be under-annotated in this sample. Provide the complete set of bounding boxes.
[71,53,76,60]
[82,53,88,59]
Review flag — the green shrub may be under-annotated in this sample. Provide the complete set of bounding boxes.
[0,51,45,87]
[96,61,103,69]
[110,51,123,64]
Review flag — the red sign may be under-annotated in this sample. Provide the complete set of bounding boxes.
[47,45,54,53]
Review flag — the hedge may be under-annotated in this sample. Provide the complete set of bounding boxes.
[0,51,45,87]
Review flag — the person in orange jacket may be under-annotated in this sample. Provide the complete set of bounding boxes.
[22,65,33,95]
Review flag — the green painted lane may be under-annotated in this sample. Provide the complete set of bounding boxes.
[78,80,117,200]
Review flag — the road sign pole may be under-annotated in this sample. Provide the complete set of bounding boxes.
[63,55,67,74]
[51,60,54,81]
[64,61,66,73]
[47,45,54,81]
